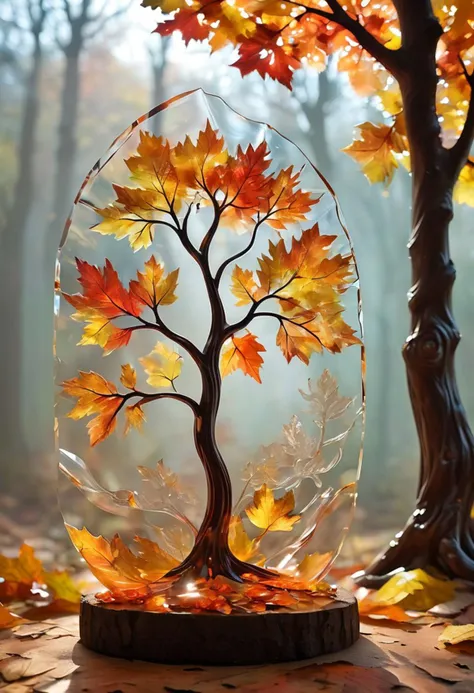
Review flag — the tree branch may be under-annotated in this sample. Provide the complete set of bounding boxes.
[303,0,402,76]
[132,313,204,367]
[448,57,474,179]
[215,217,263,287]
[132,391,201,417]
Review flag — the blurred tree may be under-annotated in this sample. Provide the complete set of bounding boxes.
[51,0,128,232]
[145,0,474,584]
[149,34,170,130]
[0,0,48,494]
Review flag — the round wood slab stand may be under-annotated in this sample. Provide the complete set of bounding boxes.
[80,589,359,665]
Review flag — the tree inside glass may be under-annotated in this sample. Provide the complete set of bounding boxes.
[56,90,364,663]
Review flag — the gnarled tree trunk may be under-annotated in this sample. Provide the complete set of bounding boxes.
[359,0,474,585]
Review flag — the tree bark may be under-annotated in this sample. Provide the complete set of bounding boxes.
[358,1,474,585]
[51,43,80,233]
[0,30,43,491]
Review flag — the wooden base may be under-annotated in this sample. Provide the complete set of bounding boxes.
[80,589,359,665]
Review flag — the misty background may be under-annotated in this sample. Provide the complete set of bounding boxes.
[1,0,473,563]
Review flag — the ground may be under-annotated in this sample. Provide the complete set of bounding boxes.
[1,608,474,692]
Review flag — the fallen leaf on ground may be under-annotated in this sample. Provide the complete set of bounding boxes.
[364,569,455,614]
[439,623,474,646]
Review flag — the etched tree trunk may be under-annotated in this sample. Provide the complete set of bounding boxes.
[360,1,474,585]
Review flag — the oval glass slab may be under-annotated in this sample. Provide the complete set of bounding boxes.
[55,89,365,614]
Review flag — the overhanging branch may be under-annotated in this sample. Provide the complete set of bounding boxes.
[303,0,402,76]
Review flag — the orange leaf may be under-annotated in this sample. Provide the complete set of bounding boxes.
[129,255,179,309]
[66,525,178,598]
[220,332,266,383]
[0,605,24,630]
[245,484,300,532]
[62,370,122,446]
[63,258,142,353]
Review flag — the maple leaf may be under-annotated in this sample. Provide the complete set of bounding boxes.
[220,332,266,383]
[129,255,179,309]
[125,404,146,435]
[262,166,317,230]
[120,364,137,390]
[136,459,197,515]
[43,571,81,606]
[66,525,178,597]
[343,121,408,185]
[299,370,354,424]
[63,259,142,354]
[230,266,259,306]
[233,38,300,89]
[93,133,186,250]
[245,484,300,532]
[139,341,182,388]
[62,370,123,446]
[228,516,260,562]
[172,119,228,189]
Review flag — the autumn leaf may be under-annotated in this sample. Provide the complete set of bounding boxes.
[125,404,146,434]
[0,545,80,617]
[0,605,23,630]
[369,569,455,612]
[63,258,142,353]
[0,544,43,585]
[139,341,182,388]
[228,517,260,562]
[172,119,227,189]
[245,484,300,532]
[296,552,333,582]
[94,133,185,250]
[439,623,474,646]
[62,371,123,446]
[66,525,178,596]
[230,266,259,306]
[357,599,414,623]
[231,224,360,363]
[454,161,474,207]
[43,571,81,606]
[118,365,135,391]
[130,255,179,309]
[220,332,266,383]
[343,121,408,185]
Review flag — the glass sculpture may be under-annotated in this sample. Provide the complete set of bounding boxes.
[55,90,364,614]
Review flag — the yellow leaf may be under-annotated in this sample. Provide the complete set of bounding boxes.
[125,404,146,434]
[120,364,136,390]
[130,255,179,309]
[296,552,333,582]
[43,571,81,605]
[371,569,455,612]
[230,266,258,306]
[343,121,408,185]
[139,342,182,388]
[245,484,300,532]
[228,517,259,562]
[172,119,227,188]
[0,544,43,584]
[66,525,178,596]
[454,162,474,207]
[439,623,474,646]
[220,332,266,383]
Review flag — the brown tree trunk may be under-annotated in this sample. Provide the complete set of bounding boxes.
[359,1,474,585]
[0,31,43,492]
[51,44,80,232]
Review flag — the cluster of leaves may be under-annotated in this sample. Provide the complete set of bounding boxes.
[0,546,81,630]
[92,121,317,248]
[145,1,474,200]
[62,122,359,444]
